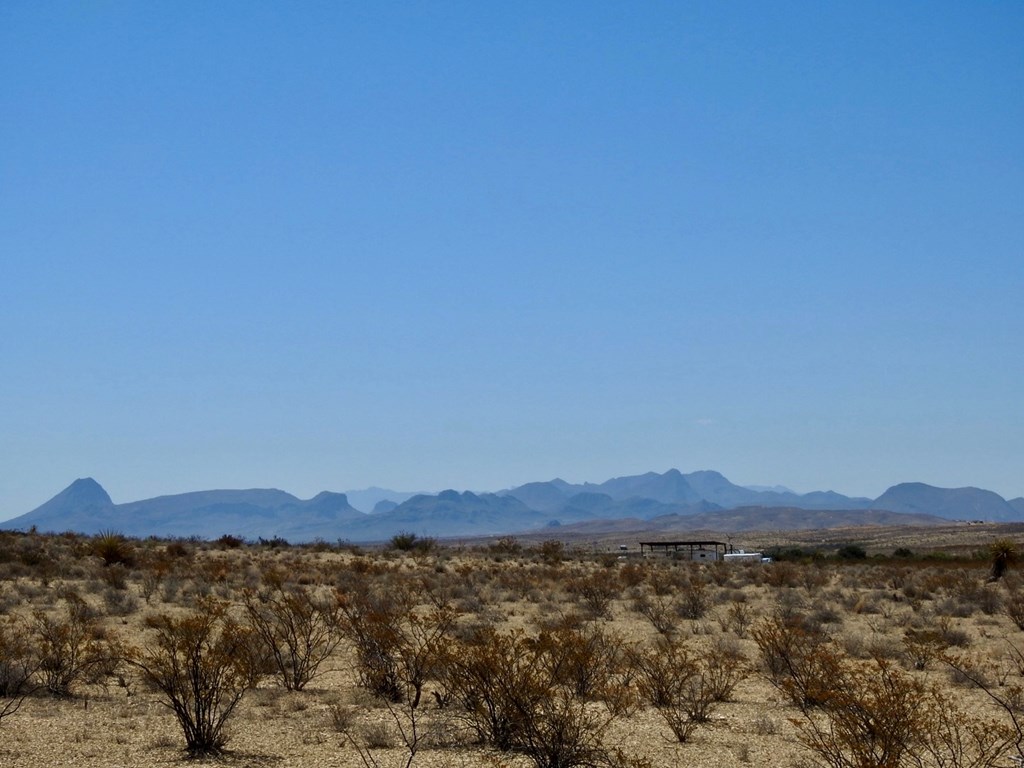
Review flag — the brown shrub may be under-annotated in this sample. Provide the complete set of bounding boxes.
[438,625,632,767]
[33,594,116,697]
[630,636,717,742]
[243,586,345,691]
[127,600,260,756]
[794,656,1014,768]
[0,616,37,726]
[751,613,841,711]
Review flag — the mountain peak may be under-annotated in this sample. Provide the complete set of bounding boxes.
[61,478,113,506]
[876,482,1015,521]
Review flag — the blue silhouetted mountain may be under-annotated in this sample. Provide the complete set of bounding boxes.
[504,480,574,513]
[506,469,872,512]
[342,490,549,539]
[18,477,115,531]
[588,469,703,504]
[554,492,721,521]
[344,487,422,513]
[6,470,1021,543]
[6,480,365,540]
[743,484,797,494]
[873,483,1020,522]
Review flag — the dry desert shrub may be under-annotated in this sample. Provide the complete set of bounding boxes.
[703,635,747,702]
[1005,589,1024,632]
[631,590,681,637]
[567,571,620,620]
[676,571,712,620]
[794,655,1016,768]
[630,635,715,742]
[533,615,627,702]
[721,598,754,638]
[33,593,117,697]
[337,580,412,702]
[333,584,460,768]
[126,599,260,756]
[764,560,802,588]
[243,586,344,690]
[489,536,522,556]
[538,539,565,566]
[437,624,633,768]
[338,575,457,707]
[752,612,842,711]
[0,615,38,726]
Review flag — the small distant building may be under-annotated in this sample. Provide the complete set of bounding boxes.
[639,540,732,561]
[637,541,771,563]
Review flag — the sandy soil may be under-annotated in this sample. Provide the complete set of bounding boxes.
[2,534,1022,767]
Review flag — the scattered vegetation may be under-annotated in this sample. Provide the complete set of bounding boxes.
[0,529,1022,768]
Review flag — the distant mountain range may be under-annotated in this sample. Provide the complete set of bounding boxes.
[3,469,1022,543]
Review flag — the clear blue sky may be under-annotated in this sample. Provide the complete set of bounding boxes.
[2,2,1022,517]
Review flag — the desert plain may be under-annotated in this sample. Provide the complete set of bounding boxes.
[3,524,1024,768]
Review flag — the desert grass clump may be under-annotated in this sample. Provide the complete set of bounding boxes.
[127,599,260,756]
[102,586,140,617]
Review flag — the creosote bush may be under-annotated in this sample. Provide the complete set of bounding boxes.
[243,586,344,691]
[34,594,115,697]
[752,612,841,711]
[0,616,37,726]
[127,600,260,756]
[438,624,637,767]
[630,635,745,743]
[794,654,1016,768]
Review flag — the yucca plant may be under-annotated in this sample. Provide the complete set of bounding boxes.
[92,529,135,568]
[989,539,1018,582]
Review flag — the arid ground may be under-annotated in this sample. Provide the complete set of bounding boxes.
[3,526,1024,767]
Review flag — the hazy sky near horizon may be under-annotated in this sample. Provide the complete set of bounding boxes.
[2,2,1022,517]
